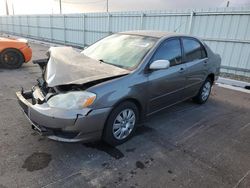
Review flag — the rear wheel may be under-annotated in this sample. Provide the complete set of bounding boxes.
[193,78,212,104]
[0,49,24,69]
[103,101,139,146]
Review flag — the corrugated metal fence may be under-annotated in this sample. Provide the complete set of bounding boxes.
[0,7,250,77]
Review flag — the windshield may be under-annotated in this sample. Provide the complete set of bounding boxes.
[82,34,157,70]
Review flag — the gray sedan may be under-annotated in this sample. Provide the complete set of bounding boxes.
[16,31,221,146]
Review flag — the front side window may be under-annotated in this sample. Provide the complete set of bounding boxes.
[182,38,207,62]
[82,34,157,70]
[152,38,182,66]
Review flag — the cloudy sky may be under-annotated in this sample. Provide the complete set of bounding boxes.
[0,0,249,15]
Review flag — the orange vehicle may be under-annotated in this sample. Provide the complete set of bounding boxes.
[0,37,32,69]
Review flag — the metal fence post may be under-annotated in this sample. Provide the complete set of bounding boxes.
[27,15,30,37]
[50,15,53,42]
[63,15,66,44]
[19,16,21,35]
[188,11,194,34]
[107,13,111,35]
[140,13,144,29]
[83,14,85,47]
[6,17,9,33]
[37,15,40,39]
[11,16,14,35]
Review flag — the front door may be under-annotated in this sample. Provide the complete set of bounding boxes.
[147,38,187,115]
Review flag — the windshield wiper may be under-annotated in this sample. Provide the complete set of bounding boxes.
[99,59,106,64]
[98,59,125,69]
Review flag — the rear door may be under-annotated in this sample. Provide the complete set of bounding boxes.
[147,38,187,114]
[181,37,208,98]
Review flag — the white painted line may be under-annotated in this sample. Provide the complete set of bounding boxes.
[232,170,250,188]
[216,83,250,94]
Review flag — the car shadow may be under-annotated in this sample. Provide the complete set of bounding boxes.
[77,99,207,159]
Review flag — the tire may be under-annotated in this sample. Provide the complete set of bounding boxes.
[0,49,24,69]
[103,101,139,146]
[193,78,212,104]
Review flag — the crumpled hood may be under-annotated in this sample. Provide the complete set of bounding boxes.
[45,47,129,87]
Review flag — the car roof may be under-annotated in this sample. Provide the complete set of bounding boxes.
[119,30,186,39]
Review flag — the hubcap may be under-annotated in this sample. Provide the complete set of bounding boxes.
[201,81,211,101]
[3,52,19,65]
[112,109,136,140]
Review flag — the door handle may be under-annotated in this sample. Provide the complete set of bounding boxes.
[179,67,185,73]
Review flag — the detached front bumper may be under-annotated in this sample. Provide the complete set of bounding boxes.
[16,90,111,142]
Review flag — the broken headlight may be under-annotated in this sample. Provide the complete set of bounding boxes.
[47,91,96,110]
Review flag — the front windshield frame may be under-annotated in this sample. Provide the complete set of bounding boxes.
[82,34,158,70]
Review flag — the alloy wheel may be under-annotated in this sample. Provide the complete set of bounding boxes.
[112,108,136,140]
[201,81,211,101]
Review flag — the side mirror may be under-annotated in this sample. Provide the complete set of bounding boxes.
[149,60,170,70]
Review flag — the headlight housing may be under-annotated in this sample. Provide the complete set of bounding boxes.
[47,91,96,110]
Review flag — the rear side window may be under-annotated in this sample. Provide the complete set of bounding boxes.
[152,39,182,66]
[182,38,207,62]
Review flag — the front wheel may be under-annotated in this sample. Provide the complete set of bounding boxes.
[103,101,139,146]
[193,78,212,104]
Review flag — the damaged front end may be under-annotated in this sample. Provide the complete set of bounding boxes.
[16,83,107,142]
[16,47,128,142]
[16,78,112,142]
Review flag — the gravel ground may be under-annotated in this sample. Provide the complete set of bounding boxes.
[0,43,250,188]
